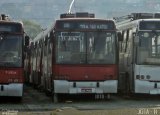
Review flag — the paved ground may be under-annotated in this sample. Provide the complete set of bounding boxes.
[0,85,160,115]
[1,107,160,115]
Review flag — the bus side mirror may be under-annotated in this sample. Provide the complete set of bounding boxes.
[118,32,123,41]
[25,36,30,46]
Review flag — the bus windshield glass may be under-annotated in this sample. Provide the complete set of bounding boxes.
[56,32,116,64]
[0,35,22,67]
[137,31,160,65]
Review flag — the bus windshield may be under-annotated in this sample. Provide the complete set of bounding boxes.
[0,35,22,67]
[137,31,160,65]
[56,31,116,64]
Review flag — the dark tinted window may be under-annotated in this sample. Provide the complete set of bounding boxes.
[139,21,160,30]
[56,20,115,30]
[0,23,22,33]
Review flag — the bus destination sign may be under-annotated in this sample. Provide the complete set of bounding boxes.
[56,21,115,30]
[0,23,22,33]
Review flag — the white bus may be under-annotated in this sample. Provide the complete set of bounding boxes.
[115,13,160,95]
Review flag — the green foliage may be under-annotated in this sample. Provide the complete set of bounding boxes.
[23,20,42,39]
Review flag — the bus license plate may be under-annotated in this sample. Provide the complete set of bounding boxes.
[79,88,93,93]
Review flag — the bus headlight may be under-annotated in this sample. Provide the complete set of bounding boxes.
[136,75,151,80]
[136,75,140,79]
[146,75,151,80]
[141,75,145,79]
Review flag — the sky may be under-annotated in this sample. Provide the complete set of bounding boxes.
[0,0,159,28]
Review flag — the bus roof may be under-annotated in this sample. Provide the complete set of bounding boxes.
[56,18,114,22]
[116,18,160,31]
[33,13,116,43]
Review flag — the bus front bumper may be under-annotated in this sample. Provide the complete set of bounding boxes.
[135,80,160,94]
[0,83,23,97]
[54,80,117,94]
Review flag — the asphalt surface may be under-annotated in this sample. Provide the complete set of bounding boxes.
[0,84,160,112]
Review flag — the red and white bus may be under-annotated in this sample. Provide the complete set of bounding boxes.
[30,12,121,102]
[0,14,29,99]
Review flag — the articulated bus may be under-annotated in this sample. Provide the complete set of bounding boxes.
[115,13,160,95]
[0,14,29,99]
[29,12,120,102]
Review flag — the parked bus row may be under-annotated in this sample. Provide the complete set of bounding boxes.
[25,12,160,103]
[1,12,160,102]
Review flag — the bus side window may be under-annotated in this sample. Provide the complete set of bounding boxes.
[44,37,47,56]
[127,29,133,53]
[119,31,124,52]
[48,40,52,54]
[122,31,127,52]
[124,30,129,52]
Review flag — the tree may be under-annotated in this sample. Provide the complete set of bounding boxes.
[23,20,42,39]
